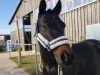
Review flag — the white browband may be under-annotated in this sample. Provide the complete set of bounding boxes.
[37,33,71,51]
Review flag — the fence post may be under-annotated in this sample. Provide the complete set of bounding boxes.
[16,19,22,66]
[34,43,39,75]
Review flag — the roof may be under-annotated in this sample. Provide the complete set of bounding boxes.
[8,0,23,25]
[0,34,10,36]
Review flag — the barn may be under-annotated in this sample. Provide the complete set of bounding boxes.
[0,34,10,51]
[9,0,100,51]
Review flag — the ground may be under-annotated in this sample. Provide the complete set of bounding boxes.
[0,51,34,75]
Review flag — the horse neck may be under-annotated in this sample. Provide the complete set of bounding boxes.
[39,44,58,75]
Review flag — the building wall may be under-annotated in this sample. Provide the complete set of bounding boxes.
[32,0,99,43]
[10,30,18,41]
[10,0,100,51]
[0,35,10,49]
[60,1,98,43]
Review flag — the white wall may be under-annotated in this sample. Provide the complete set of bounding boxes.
[86,24,100,41]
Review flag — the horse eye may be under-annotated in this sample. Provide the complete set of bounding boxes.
[41,24,47,31]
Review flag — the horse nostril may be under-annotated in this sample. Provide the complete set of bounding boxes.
[61,52,75,66]
[61,53,68,64]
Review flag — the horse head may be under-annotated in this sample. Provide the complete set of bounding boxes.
[37,0,75,67]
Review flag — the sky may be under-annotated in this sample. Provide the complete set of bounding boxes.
[0,0,18,34]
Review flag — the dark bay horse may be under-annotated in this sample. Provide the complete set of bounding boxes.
[37,0,100,75]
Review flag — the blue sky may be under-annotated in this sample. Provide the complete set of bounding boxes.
[0,0,18,34]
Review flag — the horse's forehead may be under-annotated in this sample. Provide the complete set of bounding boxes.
[45,13,54,18]
[39,14,54,23]
[45,14,59,23]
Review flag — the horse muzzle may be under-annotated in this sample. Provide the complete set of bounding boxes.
[61,51,75,66]
[54,45,75,67]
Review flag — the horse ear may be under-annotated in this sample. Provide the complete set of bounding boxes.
[52,0,62,15]
[39,0,46,16]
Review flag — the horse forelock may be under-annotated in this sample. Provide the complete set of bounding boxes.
[46,9,52,13]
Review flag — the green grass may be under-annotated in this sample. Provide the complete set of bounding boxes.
[0,50,7,54]
[10,55,41,75]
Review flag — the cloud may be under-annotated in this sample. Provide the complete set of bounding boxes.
[0,29,10,34]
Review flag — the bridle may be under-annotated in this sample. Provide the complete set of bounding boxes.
[34,23,72,52]
[34,22,72,75]
[37,33,72,52]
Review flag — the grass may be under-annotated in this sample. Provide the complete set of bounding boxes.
[10,55,41,75]
[0,50,7,54]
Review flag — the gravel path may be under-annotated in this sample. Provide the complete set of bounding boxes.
[0,51,33,75]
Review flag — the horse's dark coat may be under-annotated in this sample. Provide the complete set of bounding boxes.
[39,43,58,75]
[62,39,100,75]
[37,0,100,75]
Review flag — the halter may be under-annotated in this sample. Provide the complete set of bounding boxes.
[37,33,72,51]
[34,23,72,52]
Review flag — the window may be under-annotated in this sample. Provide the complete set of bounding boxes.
[39,0,96,13]
[74,0,82,7]
[86,24,100,41]
[52,0,58,9]
[66,0,73,11]
[24,25,31,32]
[47,0,54,10]
[83,0,93,4]
[61,0,95,12]
[72,0,95,9]
[83,0,88,3]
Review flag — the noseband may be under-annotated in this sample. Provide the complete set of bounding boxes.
[37,33,71,52]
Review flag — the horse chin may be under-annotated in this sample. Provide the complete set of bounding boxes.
[59,60,75,68]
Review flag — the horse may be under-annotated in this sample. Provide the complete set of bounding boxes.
[36,0,100,75]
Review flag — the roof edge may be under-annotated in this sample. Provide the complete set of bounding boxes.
[8,0,23,25]
[0,34,10,36]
